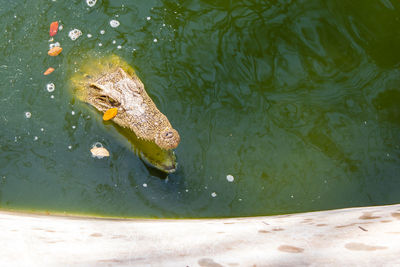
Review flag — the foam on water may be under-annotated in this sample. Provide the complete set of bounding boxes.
[110,20,120,28]
[86,0,96,7]
[46,83,55,92]
[68,29,82,41]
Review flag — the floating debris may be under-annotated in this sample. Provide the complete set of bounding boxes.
[68,29,82,41]
[103,108,118,121]
[59,25,63,31]
[25,111,31,118]
[110,20,120,28]
[226,174,234,182]
[86,0,96,7]
[211,192,217,198]
[43,67,55,75]
[49,21,59,36]
[90,142,110,158]
[46,83,55,92]
[48,46,62,56]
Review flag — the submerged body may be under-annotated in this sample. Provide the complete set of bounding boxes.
[71,55,179,173]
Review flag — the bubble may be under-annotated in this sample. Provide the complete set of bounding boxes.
[112,40,116,44]
[50,95,54,99]
[49,42,60,49]
[143,183,148,187]
[40,128,44,132]
[34,136,38,141]
[226,174,234,182]
[46,83,55,92]
[100,30,105,35]
[87,34,92,38]
[153,38,158,43]
[71,111,75,115]
[58,25,63,31]
[68,145,72,149]
[72,125,76,129]
[86,0,96,7]
[146,16,151,21]
[68,29,82,41]
[110,20,120,28]
[211,192,217,198]
[93,142,103,148]
[25,112,31,118]
[98,43,102,47]
[117,45,122,49]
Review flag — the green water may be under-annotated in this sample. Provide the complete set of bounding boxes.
[0,0,400,218]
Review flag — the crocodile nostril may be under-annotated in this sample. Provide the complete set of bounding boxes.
[164,131,174,139]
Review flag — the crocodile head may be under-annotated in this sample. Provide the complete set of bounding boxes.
[83,65,180,151]
[70,54,180,173]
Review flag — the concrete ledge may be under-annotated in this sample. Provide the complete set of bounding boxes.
[0,204,399,266]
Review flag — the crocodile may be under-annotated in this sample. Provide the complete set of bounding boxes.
[70,55,180,173]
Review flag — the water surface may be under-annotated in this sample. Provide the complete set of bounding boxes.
[0,0,399,218]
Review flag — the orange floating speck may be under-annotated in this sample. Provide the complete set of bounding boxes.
[48,46,62,56]
[43,67,55,75]
[49,21,59,37]
[103,108,118,121]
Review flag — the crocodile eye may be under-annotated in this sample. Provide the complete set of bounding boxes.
[164,131,174,139]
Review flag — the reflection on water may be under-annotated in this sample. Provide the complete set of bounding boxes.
[0,0,399,218]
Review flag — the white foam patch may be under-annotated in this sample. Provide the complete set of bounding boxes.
[68,29,82,41]
[49,42,60,49]
[86,0,96,7]
[46,83,55,92]
[110,20,120,28]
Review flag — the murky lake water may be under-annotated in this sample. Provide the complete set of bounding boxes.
[0,0,399,218]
